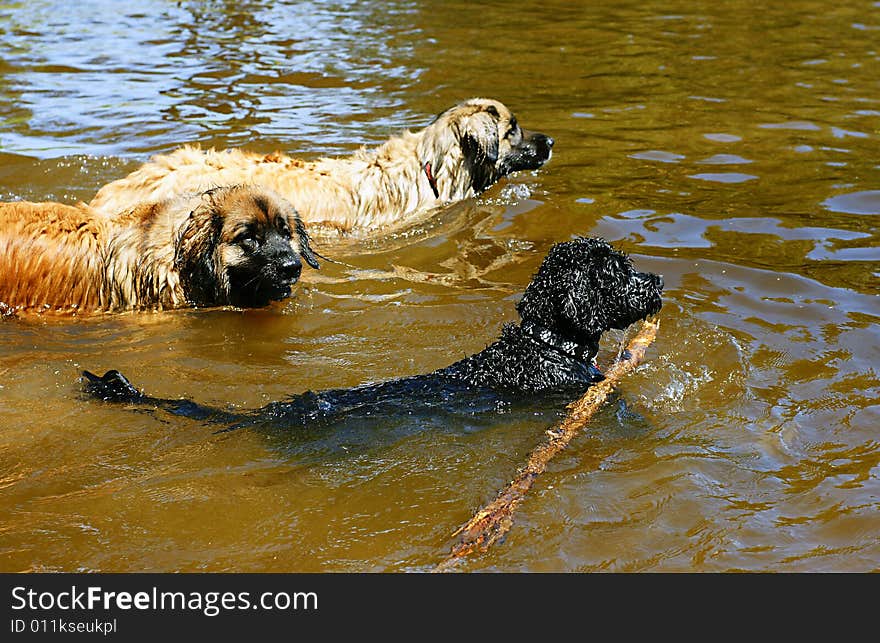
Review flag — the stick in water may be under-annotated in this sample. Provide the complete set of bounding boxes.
[434,316,660,572]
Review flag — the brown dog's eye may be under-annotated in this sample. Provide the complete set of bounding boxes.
[235,230,257,248]
[505,117,519,138]
[277,219,291,237]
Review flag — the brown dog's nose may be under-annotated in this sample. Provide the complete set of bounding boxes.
[532,133,554,157]
[279,257,302,281]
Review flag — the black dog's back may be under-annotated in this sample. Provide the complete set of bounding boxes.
[81,366,578,432]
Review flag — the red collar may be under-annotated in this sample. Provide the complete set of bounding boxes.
[423,161,440,199]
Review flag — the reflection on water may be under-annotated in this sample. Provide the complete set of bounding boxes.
[823,190,880,215]
[1,0,878,572]
[0,0,424,159]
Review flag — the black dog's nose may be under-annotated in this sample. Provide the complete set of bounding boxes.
[546,136,555,148]
[279,257,302,281]
[652,273,664,290]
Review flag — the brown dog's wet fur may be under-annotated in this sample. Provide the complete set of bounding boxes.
[0,185,318,317]
[88,98,554,235]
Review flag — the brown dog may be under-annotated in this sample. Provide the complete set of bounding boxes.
[0,185,318,317]
[88,98,554,235]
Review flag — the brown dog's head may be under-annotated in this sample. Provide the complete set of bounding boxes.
[174,185,319,308]
[420,98,554,195]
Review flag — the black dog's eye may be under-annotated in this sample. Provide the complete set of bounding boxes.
[277,218,291,237]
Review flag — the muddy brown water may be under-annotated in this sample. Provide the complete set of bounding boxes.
[1,0,878,572]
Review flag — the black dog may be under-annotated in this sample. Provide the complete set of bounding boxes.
[82,237,663,431]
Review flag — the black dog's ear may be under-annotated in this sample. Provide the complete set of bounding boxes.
[560,275,608,338]
[517,238,614,340]
[174,204,224,305]
[293,215,320,270]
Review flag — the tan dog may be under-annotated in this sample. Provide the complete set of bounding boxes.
[0,185,318,317]
[89,98,554,235]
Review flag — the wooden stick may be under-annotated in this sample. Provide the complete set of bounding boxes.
[434,316,660,572]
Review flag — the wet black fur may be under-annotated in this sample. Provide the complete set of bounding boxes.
[83,237,662,430]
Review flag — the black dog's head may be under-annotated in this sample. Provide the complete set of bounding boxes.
[174,185,320,308]
[421,98,554,194]
[516,237,663,353]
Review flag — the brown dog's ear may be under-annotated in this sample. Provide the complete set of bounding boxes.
[418,104,501,196]
[174,204,224,305]
[458,109,501,192]
[460,110,500,166]
[294,215,320,269]
[419,118,458,174]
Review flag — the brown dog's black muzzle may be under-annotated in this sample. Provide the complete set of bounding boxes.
[529,132,554,159]
[263,232,302,284]
[278,256,302,282]
[502,129,554,173]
